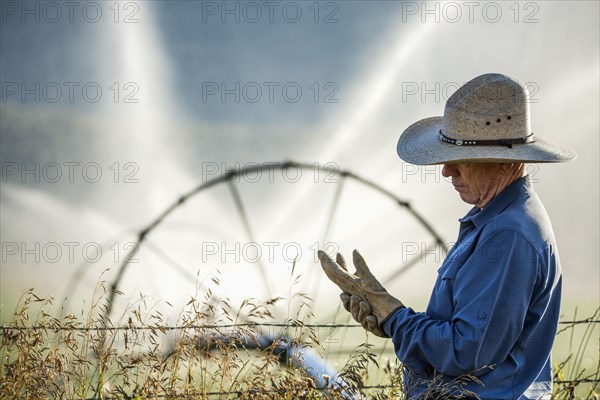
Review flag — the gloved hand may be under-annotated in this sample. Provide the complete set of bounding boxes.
[340,292,389,338]
[318,250,404,328]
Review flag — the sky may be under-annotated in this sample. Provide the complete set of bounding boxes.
[1,2,598,370]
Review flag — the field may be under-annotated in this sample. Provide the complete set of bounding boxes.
[1,272,598,400]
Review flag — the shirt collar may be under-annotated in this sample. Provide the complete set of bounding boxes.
[458,175,533,228]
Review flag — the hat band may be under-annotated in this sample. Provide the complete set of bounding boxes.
[439,130,534,149]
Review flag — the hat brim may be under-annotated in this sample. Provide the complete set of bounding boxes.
[397,117,577,165]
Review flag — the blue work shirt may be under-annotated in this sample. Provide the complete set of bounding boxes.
[382,176,562,399]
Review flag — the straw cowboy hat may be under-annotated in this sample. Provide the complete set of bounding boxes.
[397,73,576,165]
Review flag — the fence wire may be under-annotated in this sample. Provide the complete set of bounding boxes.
[1,320,598,332]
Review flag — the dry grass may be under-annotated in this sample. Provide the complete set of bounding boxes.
[0,272,598,399]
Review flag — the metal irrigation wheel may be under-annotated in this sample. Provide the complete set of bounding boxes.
[93,160,448,316]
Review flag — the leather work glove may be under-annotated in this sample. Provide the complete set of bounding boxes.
[318,250,404,333]
[340,292,389,338]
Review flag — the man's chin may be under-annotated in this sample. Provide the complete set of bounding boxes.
[458,193,477,206]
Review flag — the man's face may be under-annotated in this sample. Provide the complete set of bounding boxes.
[441,163,503,207]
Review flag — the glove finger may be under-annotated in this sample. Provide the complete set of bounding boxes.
[358,301,371,323]
[349,294,362,321]
[366,315,386,337]
[352,249,375,279]
[352,250,385,291]
[336,253,348,272]
[318,250,357,293]
[340,292,351,312]
[360,317,371,331]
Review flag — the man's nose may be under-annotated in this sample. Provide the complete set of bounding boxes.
[442,164,459,178]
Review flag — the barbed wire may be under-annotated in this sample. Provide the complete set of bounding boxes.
[0,322,358,332]
[558,318,600,325]
[2,319,599,332]
[2,318,599,332]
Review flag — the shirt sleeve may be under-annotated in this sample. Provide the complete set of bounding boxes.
[382,229,540,376]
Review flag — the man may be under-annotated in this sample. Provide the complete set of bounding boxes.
[319,73,576,399]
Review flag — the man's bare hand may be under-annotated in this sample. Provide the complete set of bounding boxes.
[318,250,404,324]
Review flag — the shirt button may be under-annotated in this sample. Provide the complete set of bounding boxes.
[478,312,487,319]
